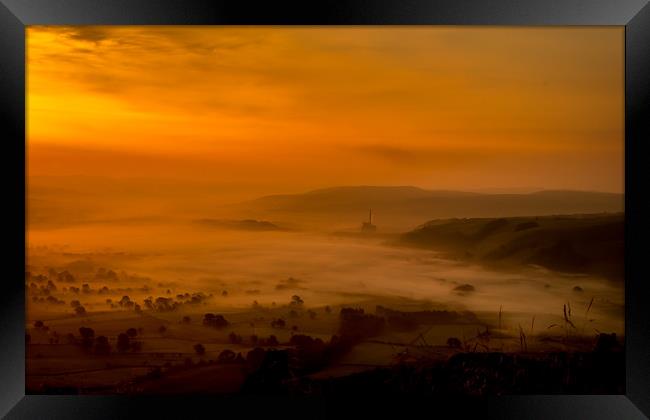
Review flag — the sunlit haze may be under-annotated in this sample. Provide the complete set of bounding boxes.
[28,26,623,200]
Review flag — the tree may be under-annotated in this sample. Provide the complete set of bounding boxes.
[75,305,87,316]
[158,325,167,334]
[143,298,153,310]
[33,320,44,329]
[126,328,138,338]
[181,316,191,324]
[203,313,229,329]
[194,343,206,355]
[267,335,279,346]
[130,340,142,352]
[117,333,130,352]
[217,349,236,363]
[228,332,243,344]
[270,318,286,328]
[94,336,111,355]
[246,347,266,370]
[290,295,304,306]
[58,270,75,283]
[153,297,177,312]
[447,337,462,349]
[79,327,95,348]
[70,300,81,308]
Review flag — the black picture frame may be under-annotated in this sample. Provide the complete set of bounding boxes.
[1,1,648,418]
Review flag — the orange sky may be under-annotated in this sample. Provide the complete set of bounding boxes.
[27,26,624,195]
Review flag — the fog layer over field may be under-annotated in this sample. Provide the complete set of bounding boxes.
[27,222,624,334]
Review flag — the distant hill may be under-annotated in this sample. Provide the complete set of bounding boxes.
[194,219,285,231]
[398,213,624,281]
[233,186,624,231]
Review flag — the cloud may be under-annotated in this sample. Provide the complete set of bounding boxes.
[26,27,624,193]
[66,27,111,43]
[352,144,489,167]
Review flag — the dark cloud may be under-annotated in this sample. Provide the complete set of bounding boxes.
[353,144,488,167]
[66,27,111,43]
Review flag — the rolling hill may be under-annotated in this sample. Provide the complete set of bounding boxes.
[398,213,624,281]
[233,186,624,231]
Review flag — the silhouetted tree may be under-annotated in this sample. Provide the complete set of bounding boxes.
[271,318,286,328]
[338,307,385,339]
[126,328,138,338]
[228,332,243,344]
[246,347,266,370]
[75,305,87,316]
[194,343,206,355]
[46,295,65,305]
[154,297,178,312]
[79,327,95,348]
[94,336,111,355]
[130,340,142,352]
[217,349,236,363]
[181,316,191,324]
[57,270,75,283]
[447,337,462,348]
[34,320,44,329]
[144,298,153,310]
[203,313,229,329]
[117,333,130,352]
[70,300,81,308]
